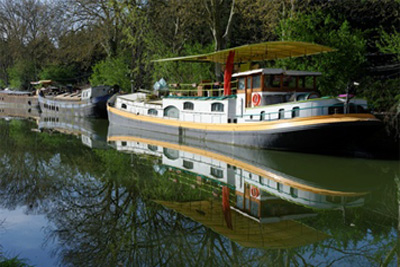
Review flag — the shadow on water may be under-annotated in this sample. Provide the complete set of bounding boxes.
[0,115,399,266]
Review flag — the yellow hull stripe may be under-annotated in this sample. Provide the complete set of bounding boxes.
[108,105,379,132]
[108,135,368,197]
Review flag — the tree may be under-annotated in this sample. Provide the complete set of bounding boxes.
[147,0,211,55]
[63,0,125,57]
[377,28,400,62]
[276,10,367,95]
[39,64,78,85]
[0,0,64,88]
[89,55,130,90]
[152,42,214,84]
[202,0,236,52]
[7,59,36,89]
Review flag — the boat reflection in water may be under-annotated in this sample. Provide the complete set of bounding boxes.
[107,125,383,249]
[0,103,40,121]
[37,114,108,149]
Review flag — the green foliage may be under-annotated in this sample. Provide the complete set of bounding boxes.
[0,79,5,88]
[118,2,155,90]
[93,149,139,185]
[0,250,33,267]
[89,55,131,91]
[39,65,77,84]
[276,11,367,95]
[7,60,36,90]
[318,0,400,52]
[377,27,400,61]
[359,78,400,112]
[153,42,215,84]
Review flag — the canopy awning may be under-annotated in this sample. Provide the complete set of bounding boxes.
[30,80,52,85]
[153,41,335,64]
[155,200,328,249]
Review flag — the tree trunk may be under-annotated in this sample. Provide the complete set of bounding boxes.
[204,0,235,81]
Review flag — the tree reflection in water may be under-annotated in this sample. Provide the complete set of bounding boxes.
[0,119,399,266]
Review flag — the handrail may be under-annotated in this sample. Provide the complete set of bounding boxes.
[168,87,238,93]
[238,103,371,121]
[168,80,238,88]
[167,80,238,97]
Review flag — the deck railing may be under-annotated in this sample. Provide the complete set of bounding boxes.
[167,80,238,97]
[238,103,371,121]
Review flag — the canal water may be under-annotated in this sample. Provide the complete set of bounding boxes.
[0,115,399,266]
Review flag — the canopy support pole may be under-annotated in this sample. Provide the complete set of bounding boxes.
[223,51,235,96]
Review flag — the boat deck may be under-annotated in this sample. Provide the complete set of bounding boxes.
[147,100,162,105]
[46,92,82,101]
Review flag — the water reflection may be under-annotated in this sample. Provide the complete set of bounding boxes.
[38,114,108,149]
[0,103,40,121]
[0,117,398,266]
[108,125,389,211]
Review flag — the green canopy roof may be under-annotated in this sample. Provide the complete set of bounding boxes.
[153,41,335,64]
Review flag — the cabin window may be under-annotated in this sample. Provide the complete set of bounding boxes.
[356,105,366,113]
[299,76,315,89]
[148,144,158,151]
[305,76,314,88]
[283,76,296,88]
[326,195,342,204]
[121,103,127,109]
[164,106,179,118]
[292,107,300,118]
[260,111,265,121]
[252,75,261,89]
[238,78,245,90]
[328,104,344,115]
[250,201,259,217]
[163,148,179,160]
[265,75,281,88]
[121,141,127,146]
[278,109,285,119]
[210,167,223,178]
[296,94,307,101]
[183,160,194,169]
[290,187,298,198]
[211,102,224,112]
[148,109,158,115]
[236,195,244,209]
[277,182,283,192]
[183,102,194,110]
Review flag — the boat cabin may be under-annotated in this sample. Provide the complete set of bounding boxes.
[232,68,321,108]
[82,85,114,100]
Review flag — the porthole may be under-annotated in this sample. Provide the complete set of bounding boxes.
[164,106,179,118]
[148,109,158,115]
[211,102,224,112]
[260,111,265,121]
[278,109,285,119]
[292,107,300,118]
[183,102,194,110]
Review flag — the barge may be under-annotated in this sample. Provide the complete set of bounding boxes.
[107,41,382,153]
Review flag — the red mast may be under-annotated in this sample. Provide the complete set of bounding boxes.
[223,50,235,96]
